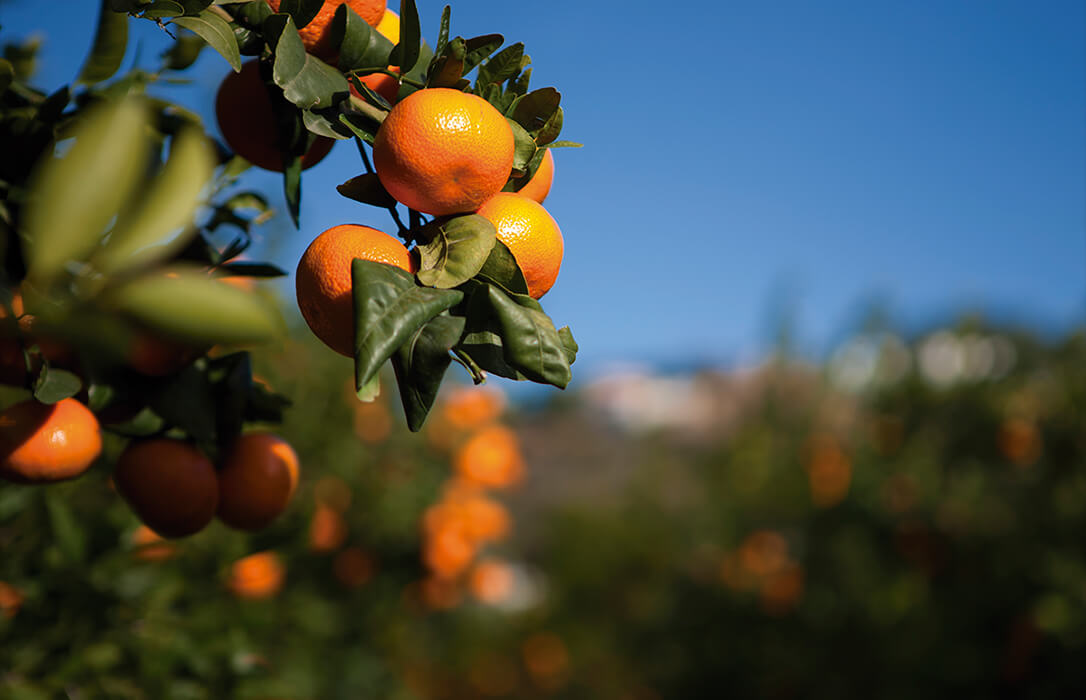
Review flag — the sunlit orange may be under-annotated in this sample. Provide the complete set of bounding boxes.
[453,425,525,489]
[228,551,284,599]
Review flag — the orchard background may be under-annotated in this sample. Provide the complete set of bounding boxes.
[1,1,1084,699]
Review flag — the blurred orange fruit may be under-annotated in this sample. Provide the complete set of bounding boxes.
[476,193,564,299]
[759,563,804,616]
[130,525,177,562]
[469,559,515,604]
[216,60,334,172]
[738,530,789,578]
[424,526,476,580]
[804,434,851,508]
[309,504,348,553]
[354,397,392,444]
[374,88,514,215]
[460,496,511,543]
[518,148,554,204]
[418,576,463,610]
[229,551,285,599]
[113,439,218,538]
[127,331,203,376]
[453,425,525,489]
[441,386,506,431]
[0,398,101,484]
[522,633,571,687]
[216,433,299,531]
[998,418,1042,467]
[0,581,23,619]
[333,547,374,588]
[296,224,415,357]
[265,0,384,59]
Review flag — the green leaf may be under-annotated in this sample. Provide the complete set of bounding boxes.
[507,118,537,173]
[512,87,560,134]
[149,364,217,448]
[536,106,566,146]
[356,373,382,402]
[303,107,353,139]
[416,214,496,289]
[79,0,129,85]
[172,10,241,72]
[389,0,421,73]
[485,284,571,388]
[477,239,529,296]
[351,259,463,391]
[47,497,87,563]
[462,34,503,75]
[278,0,324,28]
[104,266,284,345]
[96,126,215,275]
[142,1,185,19]
[337,113,377,145]
[161,31,206,71]
[283,152,302,227]
[24,98,151,285]
[177,0,215,13]
[332,4,394,72]
[337,173,396,208]
[217,261,287,278]
[477,42,523,88]
[267,14,349,109]
[426,37,465,89]
[558,326,578,365]
[32,367,83,404]
[393,312,465,431]
[0,58,13,96]
[435,6,451,58]
[209,352,250,449]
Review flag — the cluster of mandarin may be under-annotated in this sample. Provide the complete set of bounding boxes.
[413,385,525,610]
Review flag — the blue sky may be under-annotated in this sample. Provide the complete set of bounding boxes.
[2,1,1083,378]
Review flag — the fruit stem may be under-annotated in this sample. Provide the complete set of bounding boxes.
[353,140,407,236]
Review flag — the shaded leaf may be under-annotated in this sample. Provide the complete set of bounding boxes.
[512,87,560,133]
[173,9,241,72]
[536,106,565,146]
[462,34,503,75]
[78,0,129,85]
[332,3,394,72]
[393,312,465,431]
[267,14,348,109]
[476,239,528,296]
[0,59,14,96]
[278,0,324,28]
[47,497,87,563]
[388,0,421,73]
[32,367,82,404]
[337,173,396,208]
[148,364,217,448]
[507,118,536,173]
[477,42,523,88]
[485,284,571,388]
[351,259,463,391]
[416,214,496,289]
[143,1,185,19]
[217,261,287,278]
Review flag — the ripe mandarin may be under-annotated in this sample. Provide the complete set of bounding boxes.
[517,148,555,204]
[113,439,218,538]
[0,398,101,484]
[217,433,300,531]
[374,88,515,215]
[265,0,384,59]
[476,193,564,299]
[296,224,415,357]
[216,60,334,172]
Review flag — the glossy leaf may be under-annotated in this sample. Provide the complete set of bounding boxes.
[389,0,421,73]
[512,87,560,133]
[477,42,523,88]
[462,34,503,75]
[267,14,348,109]
[507,118,537,173]
[435,5,451,58]
[333,4,394,72]
[78,0,129,85]
[173,9,241,72]
[416,214,496,289]
[485,284,571,388]
[337,173,396,208]
[351,259,463,391]
[24,98,150,285]
[536,106,565,146]
[105,266,284,345]
[96,126,216,275]
[476,239,529,296]
[393,312,465,431]
[32,367,83,404]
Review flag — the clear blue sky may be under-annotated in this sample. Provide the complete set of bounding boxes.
[2,1,1083,377]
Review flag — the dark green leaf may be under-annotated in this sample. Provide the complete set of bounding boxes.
[558,325,578,365]
[416,214,496,289]
[476,239,529,296]
[426,39,465,89]
[161,31,205,70]
[210,352,249,449]
[177,0,215,13]
[544,139,583,149]
[393,312,465,431]
[32,367,83,404]
[267,15,349,109]
[283,151,302,227]
[78,0,129,85]
[435,6,451,58]
[105,266,284,345]
[477,42,523,88]
[389,0,421,73]
[302,107,352,139]
[536,106,565,146]
[24,98,151,285]
[143,1,185,19]
[278,0,324,28]
[351,259,463,391]
[332,4,394,72]
[47,497,87,562]
[512,87,560,134]
[485,284,571,388]
[337,112,377,145]
[510,66,532,97]
[217,261,287,278]
[397,40,434,100]
[507,118,537,173]
[337,173,396,208]
[0,59,13,96]
[462,34,503,75]
[149,364,217,447]
[173,10,241,72]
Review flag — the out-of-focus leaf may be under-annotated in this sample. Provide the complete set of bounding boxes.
[485,284,571,388]
[416,214,496,289]
[476,239,528,296]
[104,266,284,345]
[351,259,463,391]
[267,14,348,109]
[32,367,82,404]
[142,1,185,20]
[0,59,14,96]
[78,0,129,85]
[46,496,87,563]
[337,173,396,208]
[172,10,241,72]
[388,0,421,74]
[96,126,215,275]
[161,31,206,70]
[24,98,150,285]
[217,261,286,278]
[331,4,394,72]
[4,37,41,81]
[393,312,465,431]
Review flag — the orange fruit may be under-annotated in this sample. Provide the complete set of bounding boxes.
[228,551,285,599]
[216,433,299,531]
[216,60,334,172]
[424,526,476,580]
[441,385,505,431]
[0,398,102,484]
[0,581,23,619]
[518,148,554,203]
[453,425,525,489]
[469,559,515,604]
[476,193,564,299]
[349,9,402,105]
[130,525,177,562]
[265,0,384,59]
[113,439,218,538]
[333,547,374,588]
[308,504,348,552]
[295,224,415,357]
[127,331,203,376]
[374,88,515,215]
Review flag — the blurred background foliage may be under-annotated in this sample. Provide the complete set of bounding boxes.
[2,316,1084,699]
